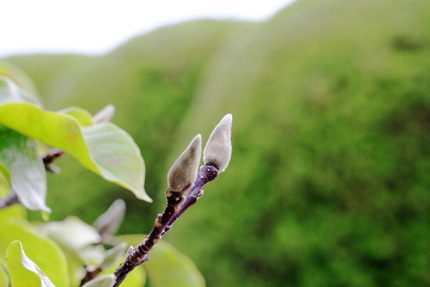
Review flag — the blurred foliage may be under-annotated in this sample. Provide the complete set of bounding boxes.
[0,71,204,287]
[3,0,430,286]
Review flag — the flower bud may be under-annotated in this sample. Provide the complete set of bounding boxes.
[167,134,202,196]
[93,104,115,123]
[203,114,232,172]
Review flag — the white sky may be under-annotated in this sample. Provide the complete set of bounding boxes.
[1,0,295,57]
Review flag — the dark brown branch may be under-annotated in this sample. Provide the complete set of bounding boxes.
[0,190,20,209]
[43,149,64,173]
[79,267,102,286]
[113,164,219,287]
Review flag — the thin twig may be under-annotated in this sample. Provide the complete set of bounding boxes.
[0,189,20,209]
[113,164,219,287]
[79,267,102,286]
[0,150,63,209]
[43,149,64,173]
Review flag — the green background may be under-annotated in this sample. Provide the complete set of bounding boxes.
[3,0,430,286]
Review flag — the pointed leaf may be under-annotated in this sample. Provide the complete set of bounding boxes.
[0,168,10,197]
[146,240,205,287]
[94,199,126,240]
[0,101,150,202]
[0,204,27,223]
[0,76,41,106]
[37,216,101,251]
[6,241,55,287]
[0,61,40,97]
[58,107,94,127]
[53,244,86,287]
[0,265,9,287]
[100,243,127,271]
[0,223,69,287]
[0,126,49,212]
[82,123,149,201]
[92,105,115,124]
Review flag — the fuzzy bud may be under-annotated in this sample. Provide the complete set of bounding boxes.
[167,134,202,196]
[203,114,232,172]
[93,104,115,123]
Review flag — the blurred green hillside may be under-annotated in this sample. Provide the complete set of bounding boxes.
[4,0,430,286]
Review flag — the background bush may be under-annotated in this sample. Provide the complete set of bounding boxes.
[3,0,430,286]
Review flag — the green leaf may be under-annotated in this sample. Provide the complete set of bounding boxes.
[93,199,126,240]
[81,275,114,287]
[0,204,27,224]
[53,244,85,287]
[117,235,205,287]
[37,216,101,251]
[0,126,49,212]
[146,241,205,287]
[58,106,94,127]
[0,223,69,287]
[0,101,151,202]
[82,123,149,202]
[0,61,40,97]
[6,241,55,287]
[0,168,10,197]
[92,105,115,124]
[0,76,41,106]
[0,265,9,287]
[100,242,127,271]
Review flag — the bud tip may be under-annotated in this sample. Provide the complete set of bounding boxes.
[203,114,233,172]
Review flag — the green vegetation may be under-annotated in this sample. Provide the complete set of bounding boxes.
[0,77,205,287]
[3,0,430,286]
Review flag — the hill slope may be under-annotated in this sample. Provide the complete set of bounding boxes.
[167,0,430,286]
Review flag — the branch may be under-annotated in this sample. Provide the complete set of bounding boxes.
[0,189,20,209]
[113,164,218,287]
[113,114,232,287]
[43,149,64,173]
[79,267,102,286]
[163,162,219,233]
[0,149,63,210]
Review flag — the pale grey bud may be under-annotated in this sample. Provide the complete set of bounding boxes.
[93,199,126,238]
[167,134,202,196]
[203,114,232,172]
[93,104,115,123]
